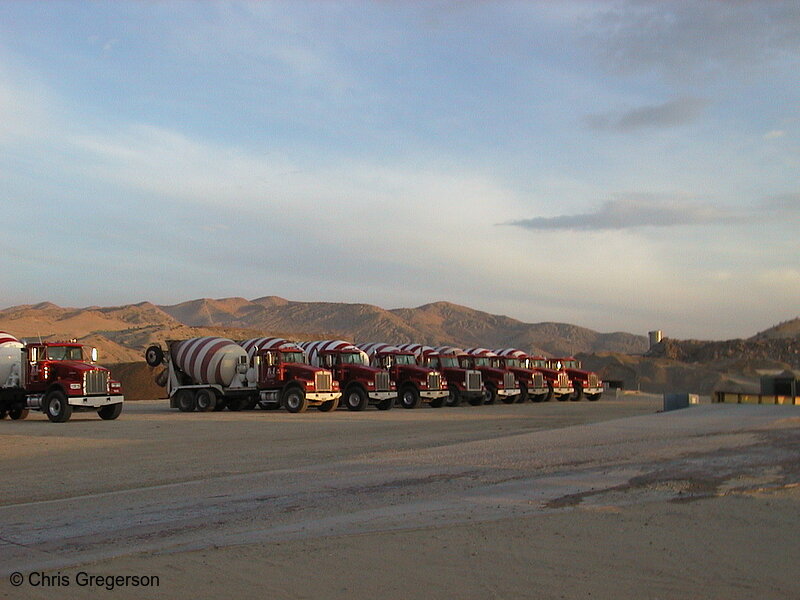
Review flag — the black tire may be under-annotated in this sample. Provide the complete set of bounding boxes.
[282,386,308,413]
[429,397,445,408]
[571,385,583,402]
[545,384,554,402]
[9,407,29,420]
[446,385,461,407]
[586,393,601,401]
[145,345,164,367]
[377,396,394,410]
[517,384,529,403]
[399,385,421,409]
[0,409,7,419]
[175,389,196,412]
[44,390,72,423]
[213,398,227,411]
[556,393,569,402]
[97,403,123,420]
[531,393,548,403]
[344,386,369,411]
[483,384,498,405]
[195,388,217,412]
[318,397,340,412]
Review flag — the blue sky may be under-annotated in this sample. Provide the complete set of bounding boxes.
[0,1,798,340]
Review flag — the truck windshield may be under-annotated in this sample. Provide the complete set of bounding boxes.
[45,346,84,361]
[561,360,579,369]
[339,352,365,365]
[530,359,547,368]
[503,358,521,368]
[281,352,305,364]
[438,356,459,368]
[393,354,415,365]
[473,357,490,367]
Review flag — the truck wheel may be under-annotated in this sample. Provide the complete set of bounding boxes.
[571,385,583,401]
[430,397,445,408]
[318,397,340,412]
[9,407,29,420]
[556,393,569,402]
[97,403,123,420]
[195,389,217,412]
[545,384,554,402]
[399,385,421,409]
[344,387,369,411]
[531,393,548,403]
[282,386,308,413]
[145,345,164,367]
[377,396,394,410]
[175,389,196,412]
[44,390,72,423]
[446,385,461,407]
[586,393,601,401]
[0,409,7,419]
[517,384,529,403]
[213,398,227,411]
[482,384,498,405]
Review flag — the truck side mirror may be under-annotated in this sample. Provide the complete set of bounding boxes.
[91,347,98,362]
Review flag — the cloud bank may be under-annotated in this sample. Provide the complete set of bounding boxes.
[505,197,747,231]
[584,97,708,132]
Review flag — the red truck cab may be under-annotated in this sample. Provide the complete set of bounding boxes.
[547,357,603,401]
[398,345,483,407]
[300,340,395,411]
[357,343,448,409]
[492,349,550,403]
[16,341,123,422]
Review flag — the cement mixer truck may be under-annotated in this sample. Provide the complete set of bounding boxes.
[547,357,603,401]
[395,344,483,407]
[298,340,395,411]
[1,331,124,422]
[493,348,551,403]
[145,336,340,413]
[458,348,520,404]
[356,342,448,409]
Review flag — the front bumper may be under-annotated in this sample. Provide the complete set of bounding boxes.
[421,389,449,401]
[552,385,574,396]
[306,392,341,403]
[497,387,520,398]
[580,386,603,395]
[67,394,124,407]
[368,391,396,402]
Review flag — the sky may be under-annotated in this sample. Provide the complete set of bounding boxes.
[0,1,798,340]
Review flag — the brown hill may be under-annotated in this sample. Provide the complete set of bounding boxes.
[750,317,800,341]
[158,298,648,354]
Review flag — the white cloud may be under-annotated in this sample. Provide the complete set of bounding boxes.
[764,130,786,140]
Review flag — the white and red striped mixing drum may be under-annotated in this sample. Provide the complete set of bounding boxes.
[169,337,246,387]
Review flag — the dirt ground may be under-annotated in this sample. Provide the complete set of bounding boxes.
[1,394,798,599]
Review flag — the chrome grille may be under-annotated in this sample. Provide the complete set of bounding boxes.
[84,370,108,395]
[588,373,599,387]
[503,372,515,390]
[466,371,482,391]
[557,372,569,387]
[375,371,391,391]
[427,372,442,390]
[315,371,332,392]
[532,372,545,387]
